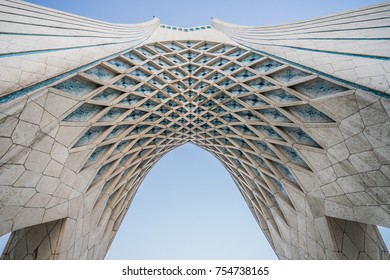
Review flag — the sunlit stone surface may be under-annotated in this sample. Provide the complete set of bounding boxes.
[0,0,389,260]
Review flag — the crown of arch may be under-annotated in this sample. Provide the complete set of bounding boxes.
[47,40,351,255]
[1,1,389,260]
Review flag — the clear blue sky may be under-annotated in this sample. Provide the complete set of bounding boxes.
[25,0,385,26]
[1,0,389,260]
[105,143,277,259]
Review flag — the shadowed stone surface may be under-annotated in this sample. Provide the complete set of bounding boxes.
[0,0,389,260]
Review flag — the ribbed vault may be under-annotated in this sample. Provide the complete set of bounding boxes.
[1,1,390,260]
[37,40,349,258]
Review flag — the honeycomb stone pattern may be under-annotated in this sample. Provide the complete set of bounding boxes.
[42,40,353,258]
[0,1,389,260]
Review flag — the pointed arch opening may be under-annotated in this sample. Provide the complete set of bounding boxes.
[104,143,277,259]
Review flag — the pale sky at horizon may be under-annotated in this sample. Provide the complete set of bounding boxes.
[0,0,389,260]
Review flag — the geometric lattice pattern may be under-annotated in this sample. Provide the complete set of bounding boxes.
[52,41,348,248]
[1,1,389,260]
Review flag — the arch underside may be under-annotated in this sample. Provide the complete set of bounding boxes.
[0,0,390,259]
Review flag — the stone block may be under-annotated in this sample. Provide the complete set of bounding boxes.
[327,142,350,164]
[324,199,355,221]
[51,141,69,164]
[360,170,390,187]
[2,187,35,207]
[0,137,12,158]
[33,135,54,154]
[25,192,52,208]
[14,170,42,188]
[42,202,68,223]
[349,151,381,172]
[365,234,382,260]
[60,167,77,186]
[36,236,52,259]
[0,164,25,185]
[36,175,60,195]
[11,120,40,146]
[53,182,72,199]
[345,133,372,154]
[340,113,364,138]
[360,102,389,126]
[364,122,390,148]
[374,146,390,164]
[13,207,45,231]
[25,149,51,173]
[45,93,78,119]
[321,182,344,197]
[0,116,19,137]
[333,160,358,177]
[341,233,359,259]
[20,101,44,125]
[337,175,366,193]
[44,159,64,177]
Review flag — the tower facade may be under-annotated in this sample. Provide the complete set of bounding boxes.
[0,0,389,259]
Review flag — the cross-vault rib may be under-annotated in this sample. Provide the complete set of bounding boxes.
[0,0,389,259]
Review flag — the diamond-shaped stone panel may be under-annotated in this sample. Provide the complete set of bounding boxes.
[49,40,352,252]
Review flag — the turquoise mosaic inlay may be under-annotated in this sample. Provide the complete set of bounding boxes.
[239,94,268,106]
[113,139,130,155]
[105,125,129,140]
[210,58,229,67]
[129,68,150,80]
[143,62,160,73]
[278,145,308,167]
[236,111,261,121]
[221,114,239,122]
[245,78,274,90]
[74,126,107,147]
[204,86,219,96]
[123,51,143,63]
[54,76,98,96]
[86,145,111,167]
[250,59,283,74]
[136,85,155,94]
[85,65,116,81]
[183,64,199,74]
[292,78,348,98]
[255,125,283,140]
[107,58,132,72]
[92,88,122,101]
[258,108,292,122]
[282,127,320,147]
[228,49,247,58]
[252,154,270,170]
[136,47,153,57]
[154,57,171,67]
[228,85,249,95]
[222,63,240,73]
[288,105,334,123]
[99,107,126,122]
[147,78,164,89]
[233,70,255,81]
[224,100,244,110]
[270,177,287,195]
[63,103,104,122]
[263,89,300,103]
[251,140,276,156]
[113,77,139,90]
[238,53,262,64]
[119,94,143,106]
[26,39,361,227]
[274,162,297,183]
[270,67,310,83]
[95,162,113,180]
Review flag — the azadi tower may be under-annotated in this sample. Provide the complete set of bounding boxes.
[0,0,389,260]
